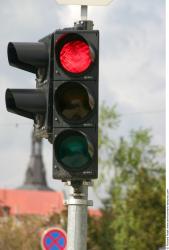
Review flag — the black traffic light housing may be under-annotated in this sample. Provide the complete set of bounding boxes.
[52,29,99,181]
[5,24,99,182]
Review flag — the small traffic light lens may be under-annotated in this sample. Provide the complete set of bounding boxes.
[59,40,93,73]
[55,82,94,122]
[55,131,94,170]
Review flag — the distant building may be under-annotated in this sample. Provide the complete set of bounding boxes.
[0,131,64,216]
[0,189,64,216]
[0,200,10,217]
[19,131,52,191]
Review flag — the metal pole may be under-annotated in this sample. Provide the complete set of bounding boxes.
[65,181,93,250]
[66,10,94,250]
[81,5,88,20]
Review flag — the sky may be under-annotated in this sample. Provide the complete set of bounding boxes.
[0,0,165,207]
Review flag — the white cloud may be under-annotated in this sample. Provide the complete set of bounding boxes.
[98,1,165,111]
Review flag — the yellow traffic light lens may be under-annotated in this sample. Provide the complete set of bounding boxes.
[54,130,94,170]
[54,82,95,123]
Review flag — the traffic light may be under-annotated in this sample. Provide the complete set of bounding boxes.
[53,30,99,181]
[6,27,99,182]
[5,35,53,139]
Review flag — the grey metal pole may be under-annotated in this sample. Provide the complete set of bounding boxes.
[81,5,88,21]
[65,181,93,250]
[65,9,94,250]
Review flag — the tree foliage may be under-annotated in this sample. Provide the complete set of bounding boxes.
[92,103,165,250]
[110,130,165,250]
[0,212,67,250]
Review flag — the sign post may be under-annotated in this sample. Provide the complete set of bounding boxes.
[81,5,88,20]
[65,181,93,250]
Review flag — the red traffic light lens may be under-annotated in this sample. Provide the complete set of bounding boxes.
[59,40,93,74]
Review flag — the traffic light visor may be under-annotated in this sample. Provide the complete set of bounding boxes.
[8,42,48,73]
[56,34,95,74]
[54,130,94,170]
[5,89,46,120]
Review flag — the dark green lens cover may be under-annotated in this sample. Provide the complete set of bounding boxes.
[55,131,94,170]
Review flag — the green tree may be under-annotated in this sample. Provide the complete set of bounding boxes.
[88,103,165,250]
[100,126,165,249]
[97,102,119,188]
[0,212,67,250]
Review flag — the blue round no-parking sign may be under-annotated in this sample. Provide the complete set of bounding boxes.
[41,228,67,250]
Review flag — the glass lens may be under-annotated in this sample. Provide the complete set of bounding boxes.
[59,40,92,73]
[55,131,94,170]
[55,83,94,122]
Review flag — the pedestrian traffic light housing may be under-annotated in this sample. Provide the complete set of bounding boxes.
[53,29,99,180]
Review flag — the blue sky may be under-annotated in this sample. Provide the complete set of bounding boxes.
[0,0,165,207]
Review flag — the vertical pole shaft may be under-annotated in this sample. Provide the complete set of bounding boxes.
[66,182,92,250]
[81,5,88,21]
[67,9,93,249]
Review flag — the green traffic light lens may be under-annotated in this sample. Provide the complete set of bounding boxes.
[54,82,94,123]
[54,130,94,170]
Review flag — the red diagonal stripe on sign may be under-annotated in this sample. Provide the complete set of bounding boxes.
[46,232,65,250]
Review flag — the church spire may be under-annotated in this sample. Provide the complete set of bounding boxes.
[19,130,52,191]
